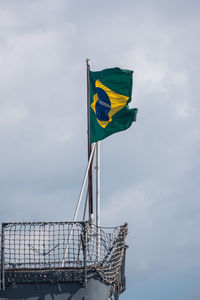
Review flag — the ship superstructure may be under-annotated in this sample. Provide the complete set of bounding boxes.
[0,221,127,299]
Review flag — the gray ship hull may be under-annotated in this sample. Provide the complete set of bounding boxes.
[0,278,111,300]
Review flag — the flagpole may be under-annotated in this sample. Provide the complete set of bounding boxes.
[96,141,100,261]
[96,142,100,228]
[86,58,94,222]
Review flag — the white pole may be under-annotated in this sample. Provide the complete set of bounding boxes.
[73,143,96,222]
[96,141,100,261]
[61,143,96,267]
[96,142,100,227]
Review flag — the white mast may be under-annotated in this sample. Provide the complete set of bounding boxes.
[86,58,94,222]
[96,141,100,228]
[96,141,100,260]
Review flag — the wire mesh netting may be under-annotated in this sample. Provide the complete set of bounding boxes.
[0,221,128,288]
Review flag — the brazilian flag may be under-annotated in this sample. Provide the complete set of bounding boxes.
[89,67,138,143]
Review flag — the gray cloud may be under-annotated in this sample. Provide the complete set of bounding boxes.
[0,1,200,299]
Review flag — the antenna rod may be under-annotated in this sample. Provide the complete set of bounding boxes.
[86,58,93,221]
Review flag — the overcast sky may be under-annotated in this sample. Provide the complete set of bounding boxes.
[0,1,200,299]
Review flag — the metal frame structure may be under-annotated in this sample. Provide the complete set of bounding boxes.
[0,221,128,299]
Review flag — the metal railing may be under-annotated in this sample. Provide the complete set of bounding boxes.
[0,221,128,294]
